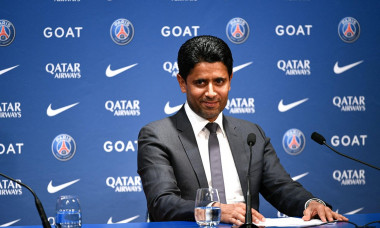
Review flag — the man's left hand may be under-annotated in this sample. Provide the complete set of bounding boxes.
[302,201,348,222]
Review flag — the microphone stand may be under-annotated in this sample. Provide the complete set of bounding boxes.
[311,132,380,171]
[240,141,258,228]
[0,172,51,228]
[323,142,380,171]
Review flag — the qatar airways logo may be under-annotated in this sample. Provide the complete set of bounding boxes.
[43,27,83,38]
[333,169,365,186]
[333,96,365,112]
[331,135,367,147]
[46,63,81,79]
[0,179,22,195]
[163,61,178,77]
[0,102,21,118]
[106,176,142,193]
[0,143,23,155]
[277,60,311,75]
[161,26,200,37]
[105,100,140,116]
[225,98,255,114]
[104,140,137,153]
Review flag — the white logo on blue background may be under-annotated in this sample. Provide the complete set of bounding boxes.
[338,17,360,43]
[52,134,76,161]
[110,18,134,45]
[282,129,305,155]
[0,19,16,46]
[226,17,249,44]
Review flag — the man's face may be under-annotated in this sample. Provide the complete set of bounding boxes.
[177,62,232,122]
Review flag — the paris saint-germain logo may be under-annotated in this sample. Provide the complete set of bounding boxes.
[110,18,134,45]
[0,19,16,46]
[282,129,306,155]
[338,17,360,43]
[52,134,77,161]
[226,17,250,44]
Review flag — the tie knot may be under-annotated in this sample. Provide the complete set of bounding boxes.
[205,122,219,134]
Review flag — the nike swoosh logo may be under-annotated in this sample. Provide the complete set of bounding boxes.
[0,65,19,75]
[47,102,79,117]
[233,62,253,73]
[105,63,138,77]
[47,179,80,194]
[107,215,139,224]
[0,219,20,227]
[292,172,309,181]
[164,102,182,115]
[344,207,364,215]
[278,98,309,112]
[333,60,363,74]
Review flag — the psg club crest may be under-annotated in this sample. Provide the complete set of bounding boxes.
[52,134,77,161]
[338,17,360,43]
[226,17,250,44]
[282,129,306,155]
[110,18,134,45]
[0,19,16,46]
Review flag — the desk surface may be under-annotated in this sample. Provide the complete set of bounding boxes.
[12,213,380,228]
[88,213,380,228]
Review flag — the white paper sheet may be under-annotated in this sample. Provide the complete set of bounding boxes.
[253,217,328,227]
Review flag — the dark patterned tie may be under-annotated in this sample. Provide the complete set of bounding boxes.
[205,122,226,204]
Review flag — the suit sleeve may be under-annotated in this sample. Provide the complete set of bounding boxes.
[137,123,195,221]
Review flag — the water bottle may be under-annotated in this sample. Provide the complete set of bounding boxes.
[56,195,82,228]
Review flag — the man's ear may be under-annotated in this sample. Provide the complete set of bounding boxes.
[228,73,233,91]
[177,74,187,93]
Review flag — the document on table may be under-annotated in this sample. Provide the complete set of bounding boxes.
[254,217,329,227]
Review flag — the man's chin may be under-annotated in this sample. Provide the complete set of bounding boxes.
[200,110,220,121]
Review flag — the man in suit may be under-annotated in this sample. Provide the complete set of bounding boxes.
[138,35,348,225]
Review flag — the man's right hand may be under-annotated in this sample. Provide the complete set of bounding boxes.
[213,202,266,226]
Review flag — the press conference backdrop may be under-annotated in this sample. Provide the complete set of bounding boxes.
[1,0,379,226]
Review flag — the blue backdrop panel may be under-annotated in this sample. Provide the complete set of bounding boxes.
[1,0,379,226]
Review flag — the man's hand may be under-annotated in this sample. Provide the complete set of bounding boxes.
[213,202,266,226]
[302,201,348,222]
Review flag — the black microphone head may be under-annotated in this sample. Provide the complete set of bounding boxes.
[311,132,326,145]
[247,133,256,146]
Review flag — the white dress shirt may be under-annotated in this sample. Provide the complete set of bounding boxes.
[184,102,245,204]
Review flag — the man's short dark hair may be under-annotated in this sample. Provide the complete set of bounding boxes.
[177,35,233,81]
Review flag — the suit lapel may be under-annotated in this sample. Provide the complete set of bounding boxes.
[223,116,250,197]
[175,107,209,188]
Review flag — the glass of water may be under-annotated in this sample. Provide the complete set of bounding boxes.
[194,188,221,226]
[56,195,82,228]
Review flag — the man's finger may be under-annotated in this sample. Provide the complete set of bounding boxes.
[333,212,348,221]
[317,207,327,222]
[302,208,312,221]
[237,213,246,224]
[325,210,334,222]
[230,216,244,226]
[251,209,266,222]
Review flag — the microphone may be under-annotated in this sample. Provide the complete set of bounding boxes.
[310,132,326,145]
[311,132,380,171]
[0,172,51,228]
[247,133,256,147]
[241,133,258,228]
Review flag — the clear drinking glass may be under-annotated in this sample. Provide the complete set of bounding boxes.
[194,188,221,226]
[56,195,82,228]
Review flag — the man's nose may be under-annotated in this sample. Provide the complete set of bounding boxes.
[205,84,217,97]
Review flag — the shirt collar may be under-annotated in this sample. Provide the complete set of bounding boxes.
[184,101,226,137]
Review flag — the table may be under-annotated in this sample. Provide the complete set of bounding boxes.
[12,213,380,228]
